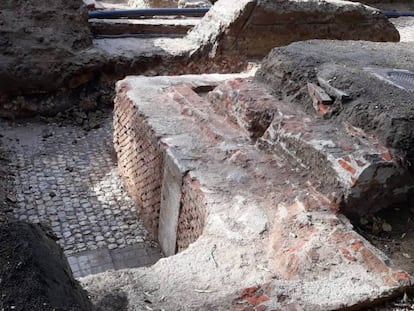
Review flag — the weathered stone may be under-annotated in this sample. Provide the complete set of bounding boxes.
[1,114,156,255]
[187,0,399,58]
[178,0,212,8]
[128,0,178,7]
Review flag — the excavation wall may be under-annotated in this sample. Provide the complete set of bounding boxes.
[0,222,93,311]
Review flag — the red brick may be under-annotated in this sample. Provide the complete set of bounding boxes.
[241,287,259,298]
[381,151,393,161]
[340,248,357,262]
[382,275,398,287]
[391,271,411,285]
[360,248,388,273]
[245,295,269,306]
[338,159,357,175]
[350,240,364,251]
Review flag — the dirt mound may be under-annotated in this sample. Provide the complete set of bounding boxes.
[0,0,102,96]
[0,222,94,311]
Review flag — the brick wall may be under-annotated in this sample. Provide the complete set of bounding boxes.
[176,175,207,252]
[113,94,163,236]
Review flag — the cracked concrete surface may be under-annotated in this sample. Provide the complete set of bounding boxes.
[0,111,162,276]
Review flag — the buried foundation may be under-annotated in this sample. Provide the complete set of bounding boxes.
[97,40,414,309]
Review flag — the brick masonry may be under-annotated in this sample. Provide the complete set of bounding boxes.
[176,173,207,252]
[114,73,248,250]
[211,77,414,218]
[114,92,164,236]
[113,73,413,309]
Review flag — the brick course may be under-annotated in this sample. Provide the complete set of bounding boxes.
[176,175,207,252]
[114,93,164,235]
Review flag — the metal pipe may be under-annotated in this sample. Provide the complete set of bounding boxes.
[383,11,414,18]
[88,8,209,19]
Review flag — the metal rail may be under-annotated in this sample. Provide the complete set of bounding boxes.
[88,8,209,19]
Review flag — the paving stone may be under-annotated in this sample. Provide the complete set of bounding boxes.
[108,244,117,250]
[3,114,160,266]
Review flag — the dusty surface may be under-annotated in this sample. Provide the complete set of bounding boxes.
[357,204,414,277]
[391,17,414,42]
[0,222,93,311]
[0,0,402,118]
[0,1,413,311]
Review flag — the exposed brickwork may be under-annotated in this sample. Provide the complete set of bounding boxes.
[267,190,411,287]
[112,73,414,310]
[207,78,276,139]
[114,91,164,236]
[176,175,207,252]
[113,74,250,250]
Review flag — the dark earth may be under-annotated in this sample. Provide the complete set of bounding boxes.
[0,222,93,311]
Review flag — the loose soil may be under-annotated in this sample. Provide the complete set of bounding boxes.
[0,222,93,311]
[355,201,414,311]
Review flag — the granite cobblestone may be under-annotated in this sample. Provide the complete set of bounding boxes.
[1,114,160,257]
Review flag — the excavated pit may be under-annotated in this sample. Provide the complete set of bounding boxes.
[2,0,414,310]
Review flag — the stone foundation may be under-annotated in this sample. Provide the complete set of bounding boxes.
[113,69,413,309]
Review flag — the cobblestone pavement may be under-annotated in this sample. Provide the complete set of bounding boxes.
[0,113,162,267]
